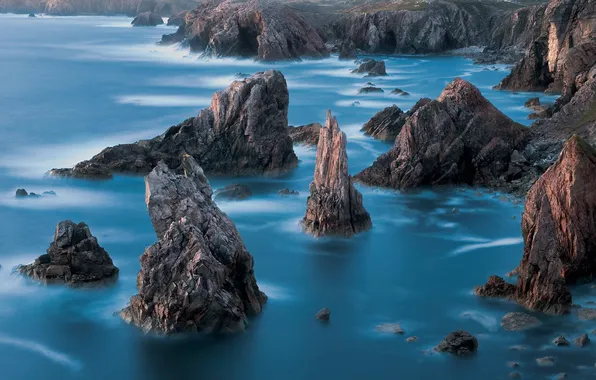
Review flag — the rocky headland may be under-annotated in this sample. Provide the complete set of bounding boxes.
[49,70,298,179]
[131,11,164,26]
[302,111,372,238]
[120,155,267,334]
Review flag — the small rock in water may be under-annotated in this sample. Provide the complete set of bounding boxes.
[376,323,404,334]
[315,308,330,322]
[572,303,582,308]
[406,336,418,343]
[574,333,590,347]
[501,312,542,331]
[351,101,360,107]
[278,188,299,196]
[42,191,56,196]
[213,184,252,201]
[512,215,516,220]
[507,362,520,368]
[434,330,478,356]
[591,329,596,335]
[499,195,510,202]
[390,88,410,96]
[553,335,570,346]
[234,72,250,79]
[452,207,459,214]
[578,308,596,320]
[509,372,521,379]
[535,356,555,366]
[15,189,28,197]
[555,373,567,380]
[358,86,384,94]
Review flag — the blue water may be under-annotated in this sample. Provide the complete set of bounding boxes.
[0,14,593,380]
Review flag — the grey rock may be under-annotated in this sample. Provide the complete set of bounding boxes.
[315,308,330,321]
[278,188,299,196]
[500,312,542,331]
[358,86,384,94]
[553,335,570,346]
[507,362,520,368]
[15,189,28,197]
[509,372,521,379]
[574,333,590,347]
[434,330,478,356]
[131,11,164,27]
[376,323,404,334]
[352,59,387,76]
[406,336,418,343]
[288,123,322,146]
[535,356,555,366]
[213,184,252,201]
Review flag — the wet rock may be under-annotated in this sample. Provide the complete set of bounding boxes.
[315,308,330,321]
[524,97,541,109]
[358,86,384,94]
[50,70,298,179]
[302,111,372,238]
[390,88,410,96]
[278,188,299,196]
[15,189,28,197]
[42,191,56,196]
[376,323,404,334]
[167,10,188,26]
[213,184,252,201]
[131,11,164,27]
[574,333,590,347]
[120,156,267,334]
[452,208,459,214]
[288,123,322,146]
[474,275,516,299]
[28,13,35,17]
[356,78,526,189]
[406,336,417,343]
[18,221,118,285]
[500,312,542,331]
[578,308,596,320]
[352,59,387,77]
[338,41,357,60]
[434,331,478,356]
[360,99,430,142]
[536,356,555,366]
[509,372,521,379]
[553,335,569,346]
[507,362,520,368]
[555,374,567,380]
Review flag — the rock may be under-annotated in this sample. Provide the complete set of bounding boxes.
[42,191,56,196]
[474,275,516,298]
[500,312,542,331]
[390,88,409,96]
[358,86,384,94]
[360,99,430,142]
[131,11,164,27]
[167,10,188,26]
[434,331,478,356]
[338,41,357,60]
[50,70,298,179]
[536,356,555,366]
[578,308,596,320]
[376,323,404,334]
[509,373,521,379]
[120,156,267,334]
[406,336,418,343]
[278,188,299,196]
[351,101,360,107]
[356,78,526,189]
[553,335,569,346]
[452,208,459,214]
[555,374,567,380]
[174,0,328,60]
[213,184,252,201]
[28,13,35,17]
[315,308,330,321]
[507,362,520,368]
[18,221,118,285]
[302,111,372,238]
[15,189,28,197]
[288,123,322,146]
[592,329,596,335]
[524,97,541,109]
[574,333,590,347]
[351,59,387,76]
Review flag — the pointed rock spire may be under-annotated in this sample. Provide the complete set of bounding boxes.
[302,111,372,238]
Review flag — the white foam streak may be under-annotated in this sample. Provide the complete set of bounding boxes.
[0,188,118,210]
[0,334,82,371]
[115,95,212,107]
[335,99,402,109]
[217,199,302,215]
[451,237,523,256]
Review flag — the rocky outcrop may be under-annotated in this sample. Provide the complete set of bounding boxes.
[351,59,386,76]
[0,0,198,16]
[315,308,330,321]
[390,88,409,96]
[358,86,384,94]
[288,123,322,146]
[356,78,526,189]
[361,99,430,142]
[131,11,164,26]
[476,136,596,315]
[15,189,56,198]
[170,0,328,60]
[50,70,297,179]
[213,184,252,201]
[18,221,118,285]
[500,312,542,331]
[435,331,478,356]
[338,41,357,60]
[167,10,188,26]
[302,111,372,238]
[120,156,266,334]
[474,275,516,299]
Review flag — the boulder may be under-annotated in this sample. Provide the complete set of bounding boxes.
[302,111,372,238]
[120,156,267,334]
[50,70,298,179]
[28,13,35,17]
[574,333,590,347]
[358,86,384,94]
[360,99,430,142]
[213,184,252,201]
[131,11,164,27]
[390,88,409,96]
[500,312,542,331]
[315,308,330,321]
[351,59,387,76]
[536,356,555,366]
[524,97,541,108]
[356,78,526,189]
[434,331,478,356]
[288,123,322,146]
[553,335,569,346]
[18,221,118,285]
[15,189,28,197]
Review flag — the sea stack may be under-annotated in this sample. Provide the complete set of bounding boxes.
[302,111,372,238]
[475,136,596,314]
[18,221,118,285]
[131,12,164,27]
[121,155,267,334]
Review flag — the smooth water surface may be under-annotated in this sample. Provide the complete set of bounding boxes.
[0,14,593,380]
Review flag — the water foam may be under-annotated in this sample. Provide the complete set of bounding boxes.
[0,334,82,371]
[115,95,212,107]
[450,237,523,256]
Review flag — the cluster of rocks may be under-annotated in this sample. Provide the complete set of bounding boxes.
[15,189,56,198]
[390,88,409,96]
[49,70,298,179]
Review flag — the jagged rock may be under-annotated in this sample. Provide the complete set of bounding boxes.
[278,188,299,196]
[302,111,372,238]
[131,11,164,26]
[553,335,570,346]
[434,331,478,356]
[50,70,298,179]
[120,156,267,334]
[501,312,542,331]
[358,86,384,94]
[356,78,526,189]
[213,184,252,201]
[474,275,516,298]
[167,10,188,26]
[15,189,56,198]
[288,123,322,146]
[524,97,541,108]
[315,308,330,321]
[536,356,555,366]
[390,88,409,96]
[360,99,430,142]
[351,59,387,76]
[376,323,404,334]
[174,0,328,60]
[338,41,357,60]
[18,221,118,285]
[574,333,590,347]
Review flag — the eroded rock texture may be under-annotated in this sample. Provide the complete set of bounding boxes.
[302,111,371,238]
[131,11,164,26]
[288,123,322,146]
[50,70,297,179]
[121,156,267,334]
[361,99,431,142]
[356,78,526,189]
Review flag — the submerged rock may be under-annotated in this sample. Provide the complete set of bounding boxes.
[302,111,372,238]
[28,13,35,17]
[15,189,56,198]
[358,86,384,94]
[352,59,387,76]
[315,308,330,321]
[406,336,418,343]
[18,221,118,285]
[500,312,542,331]
[131,11,164,27]
[474,275,516,298]
[50,70,298,179]
[120,156,267,334]
[356,78,526,189]
[288,123,322,146]
[509,372,521,379]
[213,184,252,201]
[376,323,404,334]
[434,331,478,356]
[535,356,555,367]
[278,188,299,196]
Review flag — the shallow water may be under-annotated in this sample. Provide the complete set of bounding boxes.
[0,14,593,380]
